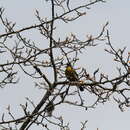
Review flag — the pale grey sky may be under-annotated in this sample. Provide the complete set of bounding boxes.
[0,0,130,130]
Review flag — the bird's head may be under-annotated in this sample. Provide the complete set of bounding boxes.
[66,63,71,67]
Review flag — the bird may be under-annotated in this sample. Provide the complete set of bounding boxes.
[46,101,55,117]
[65,63,84,91]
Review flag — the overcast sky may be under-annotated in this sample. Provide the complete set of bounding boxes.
[0,0,130,130]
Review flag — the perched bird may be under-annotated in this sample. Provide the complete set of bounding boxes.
[65,63,84,91]
[46,101,54,117]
